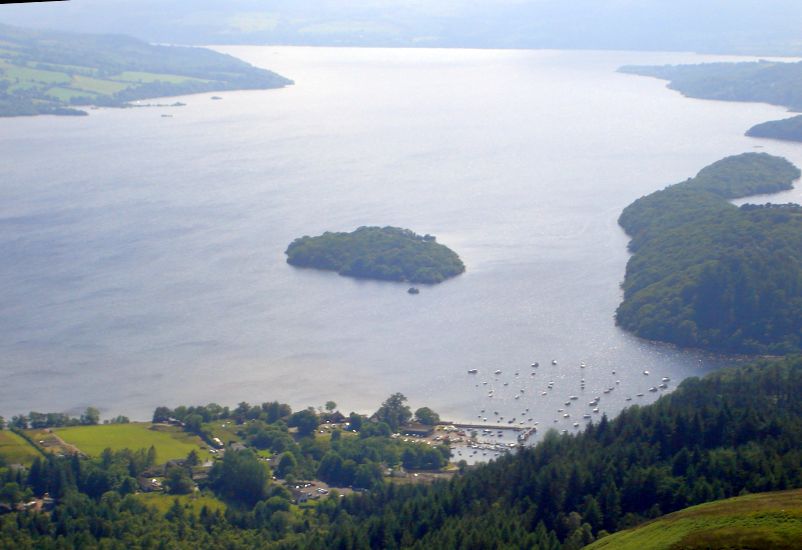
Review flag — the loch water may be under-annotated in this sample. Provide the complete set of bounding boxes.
[2,47,802,437]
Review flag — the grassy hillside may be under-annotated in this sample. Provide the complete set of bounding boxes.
[586,489,802,550]
[0,430,41,466]
[0,23,292,116]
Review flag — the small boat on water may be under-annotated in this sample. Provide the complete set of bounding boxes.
[643,370,650,375]
[494,369,502,375]
[407,287,420,294]
[649,387,658,392]
[552,360,558,365]
[468,369,478,374]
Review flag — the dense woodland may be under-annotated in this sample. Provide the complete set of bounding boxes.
[616,153,802,354]
[285,226,465,285]
[3,354,802,548]
[619,60,802,111]
[746,115,802,142]
[0,24,292,116]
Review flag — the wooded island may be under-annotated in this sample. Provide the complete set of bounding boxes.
[285,226,465,285]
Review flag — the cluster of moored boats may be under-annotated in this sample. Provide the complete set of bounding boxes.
[466,358,674,438]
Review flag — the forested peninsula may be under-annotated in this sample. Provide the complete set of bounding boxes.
[619,60,802,112]
[620,60,802,143]
[285,226,465,284]
[0,24,292,117]
[617,153,802,354]
[746,115,802,142]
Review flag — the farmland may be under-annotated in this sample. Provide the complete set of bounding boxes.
[0,430,41,466]
[53,423,211,464]
[0,23,291,116]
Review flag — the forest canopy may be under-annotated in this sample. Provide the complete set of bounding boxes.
[285,226,465,285]
[616,153,802,354]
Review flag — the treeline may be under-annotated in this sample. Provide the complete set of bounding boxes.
[286,226,465,284]
[616,153,802,354]
[7,407,126,430]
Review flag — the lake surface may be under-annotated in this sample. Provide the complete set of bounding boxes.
[2,47,801,436]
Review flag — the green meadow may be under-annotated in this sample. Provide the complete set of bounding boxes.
[54,423,210,464]
[0,430,42,466]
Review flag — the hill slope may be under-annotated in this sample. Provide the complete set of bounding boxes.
[586,489,802,550]
[0,23,292,116]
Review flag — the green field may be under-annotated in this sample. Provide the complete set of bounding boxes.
[45,86,99,102]
[0,430,42,466]
[135,492,226,515]
[54,423,210,464]
[112,71,209,84]
[586,489,802,550]
[70,74,129,95]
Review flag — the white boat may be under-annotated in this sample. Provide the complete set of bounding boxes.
[643,370,650,375]
[468,369,478,374]
[494,369,502,375]
[552,360,558,365]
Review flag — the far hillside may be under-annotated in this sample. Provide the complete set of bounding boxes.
[0,23,292,116]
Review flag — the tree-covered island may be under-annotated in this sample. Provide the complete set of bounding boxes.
[617,152,802,354]
[0,24,292,117]
[285,226,465,284]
